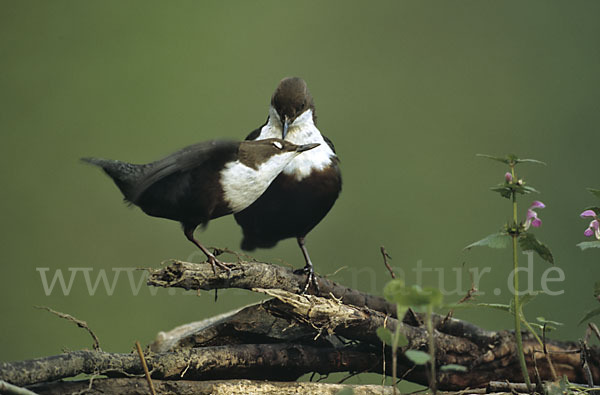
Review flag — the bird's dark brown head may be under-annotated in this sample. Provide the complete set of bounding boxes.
[271,77,315,137]
[238,138,319,170]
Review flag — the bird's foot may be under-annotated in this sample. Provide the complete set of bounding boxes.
[294,265,320,295]
[207,255,233,276]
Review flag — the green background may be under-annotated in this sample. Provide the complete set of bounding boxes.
[1,0,599,386]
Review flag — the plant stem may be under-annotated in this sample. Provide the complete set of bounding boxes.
[426,305,437,395]
[521,316,558,380]
[392,307,399,395]
[511,166,532,391]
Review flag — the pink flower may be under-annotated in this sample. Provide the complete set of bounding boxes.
[505,172,513,183]
[524,201,545,230]
[581,209,597,218]
[530,201,546,209]
[581,210,600,240]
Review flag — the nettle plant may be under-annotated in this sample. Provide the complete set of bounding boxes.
[374,156,598,393]
[464,154,555,391]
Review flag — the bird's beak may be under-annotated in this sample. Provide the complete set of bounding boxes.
[296,143,320,152]
[282,116,290,139]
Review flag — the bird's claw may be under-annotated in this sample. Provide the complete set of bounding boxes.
[208,256,233,276]
[294,265,320,294]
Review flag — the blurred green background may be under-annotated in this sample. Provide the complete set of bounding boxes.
[1,0,599,387]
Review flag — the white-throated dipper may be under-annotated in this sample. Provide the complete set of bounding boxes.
[234,77,342,293]
[82,138,319,272]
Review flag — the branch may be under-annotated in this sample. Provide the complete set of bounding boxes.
[148,261,600,389]
[4,259,599,392]
[148,260,504,346]
[27,378,397,395]
[148,259,397,316]
[0,344,379,388]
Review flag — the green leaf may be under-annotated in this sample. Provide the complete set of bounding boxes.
[536,317,563,327]
[376,327,393,346]
[383,279,406,303]
[578,306,600,325]
[588,188,600,200]
[383,279,443,307]
[397,333,409,348]
[476,302,511,313]
[546,376,572,395]
[477,153,545,166]
[377,326,408,348]
[521,185,540,194]
[404,350,431,365]
[490,185,513,199]
[396,305,408,323]
[577,241,600,251]
[422,287,444,307]
[515,158,547,166]
[464,232,511,250]
[440,364,468,372]
[490,183,539,199]
[529,322,544,331]
[476,153,513,165]
[399,286,442,307]
[519,291,540,307]
[519,233,554,264]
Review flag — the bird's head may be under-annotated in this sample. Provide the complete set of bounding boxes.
[270,77,315,139]
[238,138,319,171]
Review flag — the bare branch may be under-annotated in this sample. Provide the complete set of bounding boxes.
[35,306,101,351]
[26,378,396,395]
[0,344,379,388]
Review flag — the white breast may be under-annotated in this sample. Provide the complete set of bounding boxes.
[256,108,337,181]
[219,152,296,212]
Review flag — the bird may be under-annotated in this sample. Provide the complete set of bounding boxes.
[234,77,342,293]
[82,138,319,272]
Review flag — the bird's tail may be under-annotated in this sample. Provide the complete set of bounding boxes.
[81,157,145,202]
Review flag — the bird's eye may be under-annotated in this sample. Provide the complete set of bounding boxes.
[272,141,283,150]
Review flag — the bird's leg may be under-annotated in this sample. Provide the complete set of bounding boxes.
[183,228,232,275]
[294,236,320,294]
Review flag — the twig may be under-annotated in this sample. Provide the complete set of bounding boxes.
[135,341,157,395]
[324,266,348,278]
[35,306,101,351]
[542,322,558,381]
[71,372,98,395]
[382,315,388,388]
[531,349,544,393]
[381,246,395,279]
[444,278,477,323]
[457,281,478,304]
[487,381,531,393]
[209,246,256,263]
[0,380,39,395]
[582,338,595,388]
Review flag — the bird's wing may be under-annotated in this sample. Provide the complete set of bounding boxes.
[322,135,337,154]
[130,140,238,202]
[244,118,268,140]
